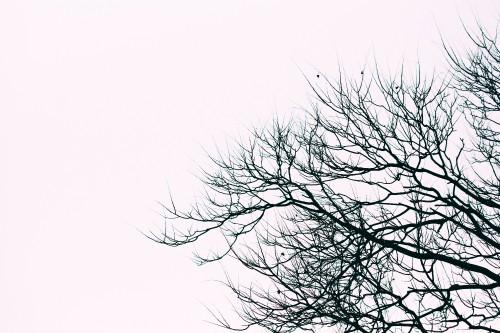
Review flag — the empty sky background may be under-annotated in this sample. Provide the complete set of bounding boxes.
[1,1,499,332]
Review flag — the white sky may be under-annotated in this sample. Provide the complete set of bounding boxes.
[1,1,498,332]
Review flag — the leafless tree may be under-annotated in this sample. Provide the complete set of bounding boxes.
[151,25,500,333]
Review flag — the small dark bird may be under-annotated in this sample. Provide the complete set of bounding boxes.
[361,71,364,75]
[316,74,320,78]
[277,290,281,294]
[281,252,285,256]
[395,86,399,90]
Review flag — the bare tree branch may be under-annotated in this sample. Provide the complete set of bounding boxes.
[154,24,500,333]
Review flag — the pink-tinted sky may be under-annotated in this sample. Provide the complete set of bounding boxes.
[0,1,498,332]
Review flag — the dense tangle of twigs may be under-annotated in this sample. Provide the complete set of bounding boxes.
[152,25,500,333]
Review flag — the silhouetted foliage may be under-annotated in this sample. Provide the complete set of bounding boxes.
[152,25,500,333]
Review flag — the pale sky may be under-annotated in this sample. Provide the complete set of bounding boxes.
[1,1,498,332]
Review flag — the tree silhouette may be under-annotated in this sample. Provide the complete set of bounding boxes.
[151,25,500,333]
